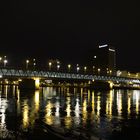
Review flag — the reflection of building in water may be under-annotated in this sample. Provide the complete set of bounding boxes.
[54,101,61,126]
[90,91,95,119]
[45,101,54,125]
[82,98,87,125]
[0,97,8,138]
[22,100,29,129]
[133,90,140,114]
[127,92,131,116]
[117,91,122,116]
[64,97,72,129]
[34,90,40,112]
[74,98,80,126]
[106,90,113,118]
[43,87,56,99]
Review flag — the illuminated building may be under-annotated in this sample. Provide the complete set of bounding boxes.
[84,44,116,75]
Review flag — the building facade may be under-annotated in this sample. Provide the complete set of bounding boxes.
[84,44,116,75]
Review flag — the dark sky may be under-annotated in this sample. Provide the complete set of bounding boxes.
[0,0,140,71]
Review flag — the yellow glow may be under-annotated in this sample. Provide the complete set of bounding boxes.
[66,97,71,117]
[23,101,29,128]
[117,91,122,116]
[106,90,113,116]
[91,91,95,119]
[64,117,72,129]
[97,96,101,116]
[34,90,40,112]
[108,81,114,89]
[84,66,87,71]
[26,60,29,63]
[16,89,20,114]
[18,79,22,82]
[68,64,71,69]
[135,91,139,114]
[82,99,87,125]
[34,78,40,89]
[45,101,53,125]
[127,93,131,116]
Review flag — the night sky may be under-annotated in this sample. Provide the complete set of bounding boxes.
[0,1,140,71]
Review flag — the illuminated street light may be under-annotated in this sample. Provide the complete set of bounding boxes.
[33,59,36,69]
[68,64,71,72]
[110,70,112,75]
[57,64,60,71]
[26,60,29,69]
[77,66,80,73]
[98,68,100,75]
[4,60,8,67]
[0,57,2,66]
[48,62,52,70]
[84,66,87,73]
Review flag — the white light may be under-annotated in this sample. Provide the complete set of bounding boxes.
[0,75,2,78]
[99,44,108,48]
[94,56,97,58]
[109,48,115,52]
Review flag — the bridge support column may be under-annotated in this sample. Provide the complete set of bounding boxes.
[34,78,40,90]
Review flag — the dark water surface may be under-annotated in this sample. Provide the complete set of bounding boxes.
[0,85,140,140]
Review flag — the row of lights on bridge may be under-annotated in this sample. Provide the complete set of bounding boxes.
[0,56,112,74]
[0,56,8,67]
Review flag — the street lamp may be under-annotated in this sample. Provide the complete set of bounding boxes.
[33,59,36,69]
[77,66,80,73]
[4,60,8,67]
[109,70,112,75]
[84,66,87,73]
[0,57,2,66]
[68,64,71,72]
[93,66,95,74]
[26,60,29,69]
[57,64,60,71]
[98,68,100,75]
[48,62,52,70]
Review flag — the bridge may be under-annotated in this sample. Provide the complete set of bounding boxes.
[0,68,140,89]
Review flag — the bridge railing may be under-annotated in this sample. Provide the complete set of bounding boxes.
[0,68,140,84]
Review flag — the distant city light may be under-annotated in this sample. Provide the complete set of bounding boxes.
[99,44,108,48]
[109,48,115,52]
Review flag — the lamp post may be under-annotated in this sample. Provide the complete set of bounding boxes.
[98,68,100,75]
[33,59,36,69]
[57,64,60,71]
[0,57,2,67]
[84,66,87,73]
[68,64,71,72]
[4,60,8,67]
[49,62,52,71]
[26,60,29,69]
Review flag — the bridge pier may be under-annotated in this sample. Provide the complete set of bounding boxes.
[18,78,40,90]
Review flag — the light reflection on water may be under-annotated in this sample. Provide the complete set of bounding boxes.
[0,85,140,139]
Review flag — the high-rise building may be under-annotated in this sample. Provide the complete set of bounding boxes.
[84,44,116,75]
